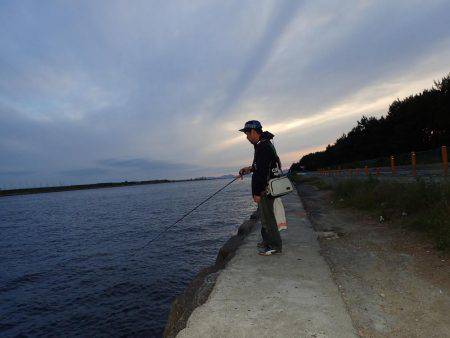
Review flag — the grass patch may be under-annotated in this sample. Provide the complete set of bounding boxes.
[289,174,331,190]
[332,178,450,251]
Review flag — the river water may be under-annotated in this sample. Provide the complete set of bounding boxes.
[0,178,255,337]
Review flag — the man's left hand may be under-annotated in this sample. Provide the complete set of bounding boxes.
[253,195,261,203]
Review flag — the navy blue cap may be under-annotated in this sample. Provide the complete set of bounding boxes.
[239,120,262,132]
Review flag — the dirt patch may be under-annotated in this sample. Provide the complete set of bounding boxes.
[297,182,450,338]
[163,212,259,338]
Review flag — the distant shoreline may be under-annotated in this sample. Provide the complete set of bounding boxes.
[0,176,236,197]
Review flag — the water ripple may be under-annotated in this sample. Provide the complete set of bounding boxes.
[0,179,255,337]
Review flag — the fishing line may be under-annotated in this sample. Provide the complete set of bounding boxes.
[131,176,241,255]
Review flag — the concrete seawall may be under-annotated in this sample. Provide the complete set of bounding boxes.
[164,211,259,337]
[175,192,357,337]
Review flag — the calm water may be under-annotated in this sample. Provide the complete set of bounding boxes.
[0,179,255,337]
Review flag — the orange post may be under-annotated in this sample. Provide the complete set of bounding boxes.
[355,168,360,176]
[411,151,416,177]
[364,166,369,176]
[442,146,448,176]
[390,155,396,175]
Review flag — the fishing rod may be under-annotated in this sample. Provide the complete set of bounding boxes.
[132,176,241,255]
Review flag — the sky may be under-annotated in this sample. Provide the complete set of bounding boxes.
[1,0,450,188]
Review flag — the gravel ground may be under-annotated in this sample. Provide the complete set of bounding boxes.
[297,182,450,338]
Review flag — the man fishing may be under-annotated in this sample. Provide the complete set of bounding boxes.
[238,120,282,256]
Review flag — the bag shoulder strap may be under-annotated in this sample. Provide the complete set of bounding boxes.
[268,141,283,175]
[264,140,282,178]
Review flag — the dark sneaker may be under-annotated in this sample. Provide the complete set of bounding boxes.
[258,247,281,256]
[257,241,267,248]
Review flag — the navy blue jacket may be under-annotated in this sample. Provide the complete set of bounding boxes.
[251,132,279,196]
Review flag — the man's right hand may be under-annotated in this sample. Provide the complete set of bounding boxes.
[239,166,252,177]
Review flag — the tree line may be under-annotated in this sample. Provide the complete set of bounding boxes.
[292,73,450,171]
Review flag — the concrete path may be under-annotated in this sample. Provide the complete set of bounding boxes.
[177,192,357,338]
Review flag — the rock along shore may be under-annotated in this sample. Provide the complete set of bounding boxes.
[163,211,259,338]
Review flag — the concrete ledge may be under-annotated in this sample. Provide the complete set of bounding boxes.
[176,192,357,338]
[164,212,259,338]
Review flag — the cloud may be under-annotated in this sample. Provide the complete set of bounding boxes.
[0,0,449,188]
[59,168,111,177]
[218,1,304,113]
[99,158,197,171]
[0,170,36,177]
